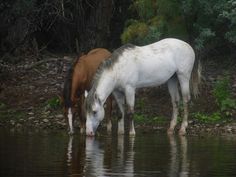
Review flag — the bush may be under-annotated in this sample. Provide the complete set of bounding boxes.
[213,75,236,117]
[45,97,60,110]
[192,112,221,123]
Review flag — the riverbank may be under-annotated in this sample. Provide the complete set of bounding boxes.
[0,54,235,136]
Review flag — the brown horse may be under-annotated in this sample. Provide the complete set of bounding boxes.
[62,48,112,135]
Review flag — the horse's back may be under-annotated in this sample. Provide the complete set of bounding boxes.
[142,38,194,60]
[73,48,111,89]
[136,38,195,70]
[84,48,111,62]
[116,38,195,87]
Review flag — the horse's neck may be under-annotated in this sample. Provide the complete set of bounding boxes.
[96,71,116,104]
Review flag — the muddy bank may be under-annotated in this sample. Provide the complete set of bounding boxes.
[0,55,235,135]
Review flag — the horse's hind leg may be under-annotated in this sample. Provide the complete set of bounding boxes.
[113,91,125,135]
[167,75,180,135]
[178,74,191,136]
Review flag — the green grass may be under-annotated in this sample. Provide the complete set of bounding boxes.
[192,112,222,123]
[45,97,60,109]
[133,113,168,125]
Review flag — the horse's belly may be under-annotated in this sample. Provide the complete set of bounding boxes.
[135,61,176,88]
[136,73,174,88]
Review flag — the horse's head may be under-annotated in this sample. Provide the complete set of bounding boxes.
[85,90,105,136]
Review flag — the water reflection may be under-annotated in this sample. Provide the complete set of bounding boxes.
[64,133,236,177]
[65,135,135,177]
[65,135,189,177]
[168,135,189,177]
[66,135,86,176]
[1,128,236,177]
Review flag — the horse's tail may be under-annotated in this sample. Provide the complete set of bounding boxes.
[190,55,202,98]
[62,65,73,108]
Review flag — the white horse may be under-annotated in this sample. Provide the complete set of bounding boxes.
[85,38,201,136]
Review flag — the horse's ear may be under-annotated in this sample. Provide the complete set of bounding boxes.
[84,90,88,98]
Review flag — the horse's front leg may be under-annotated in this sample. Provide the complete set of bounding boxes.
[125,86,136,136]
[78,95,86,134]
[113,91,125,135]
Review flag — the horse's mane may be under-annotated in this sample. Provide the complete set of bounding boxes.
[62,57,80,108]
[85,43,135,112]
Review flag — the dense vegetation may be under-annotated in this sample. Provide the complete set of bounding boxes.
[0,0,235,61]
[0,0,130,62]
[122,0,236,60]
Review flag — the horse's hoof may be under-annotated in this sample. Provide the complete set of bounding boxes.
[178,129,186,136]
[129,129,136,136]
[129,132,136,137]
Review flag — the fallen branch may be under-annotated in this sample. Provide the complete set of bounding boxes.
[0,56,73,72]
[24,57,73,70]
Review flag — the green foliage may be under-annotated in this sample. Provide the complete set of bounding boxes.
[134,113,167,125]
[122,0,236,58]
[134,113,146,123]
[136,98,146,110]
[192,112,222,123]
[0,102,6,109]
[192,74,236,123]
[122,0,187,45]
[213,75,236,116]
[45,97,60,109]
[130,0,156,20]
[194,27,215,51]
[0,108,25,121]
[219,0,236,43]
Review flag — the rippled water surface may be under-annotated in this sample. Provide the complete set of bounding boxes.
[0,128,236,177]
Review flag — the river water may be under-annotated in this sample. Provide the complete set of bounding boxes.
[0,128,236,177]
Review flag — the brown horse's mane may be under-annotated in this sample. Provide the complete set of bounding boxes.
[85,44,135,112]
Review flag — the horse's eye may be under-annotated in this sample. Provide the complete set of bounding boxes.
[92,111,97,115]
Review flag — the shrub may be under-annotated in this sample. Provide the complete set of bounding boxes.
[213,75,236,117]
[46,97,60,109]
[192,112,221,123]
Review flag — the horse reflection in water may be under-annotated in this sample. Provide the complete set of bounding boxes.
[66,136,86,176]
[85,136,135,177]
[65,135,189,176]
[168,135,189,177]
[62,48,112,135]
[65,136,135,177]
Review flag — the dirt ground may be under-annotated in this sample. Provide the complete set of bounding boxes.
[0,55,236,135]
